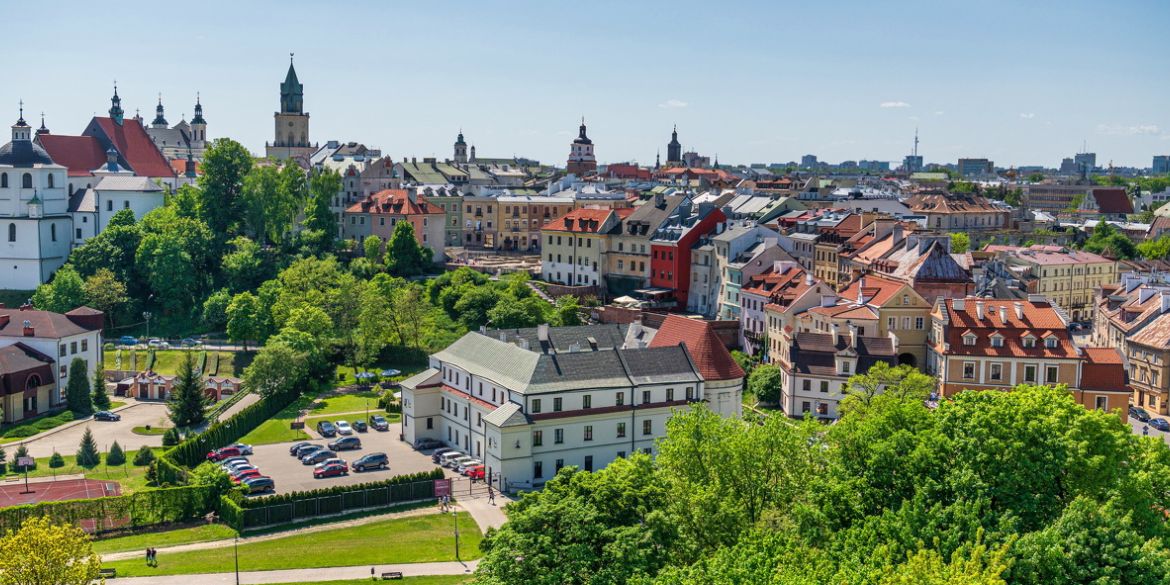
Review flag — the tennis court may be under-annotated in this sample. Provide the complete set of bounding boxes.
[0,478,120,507]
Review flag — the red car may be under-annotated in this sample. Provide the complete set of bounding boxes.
[313,462,348,479]
[232,469,263,483]
[466,465,485,480]
[208,446,242,462]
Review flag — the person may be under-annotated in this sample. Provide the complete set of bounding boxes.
[488,485,496,505]
[1144,425,1150,436]
[145,548,151,566]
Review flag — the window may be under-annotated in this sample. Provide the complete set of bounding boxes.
[554,429,564,444]
[963,363,976,379]
[802,380,811,392]
[532,430,543,446]
[70,342,77,354]
[916,317,925,329]
[1024,365,1037,383]
[686,386,694,400]
[617,422,626,438]
[6,224,13,242]
[617,451,626,459]
[582,394,591,409]
[531,399,541,413]
[534,461,543,479]
[59,345,67,357]
[1045,366,1059,383]
[1094,396,1108,410]
[888,317,896,330]
[963,334,977,346]
[801,401,811,413]
[0,173,6,188]
[841,360,851,374]
[902,294,910,305]
[990,335,1003,348]
[1023,336,1036,348]
[643,420,652,435]
[107,200,114,212]
[819,381,829,393]
[616,392,625,407]
[50,224,56,242]
[81,339,88,352]
[21,173,32,189]
[642,390,651,404]
[1045,337,1058,349]
[584,455,593,472]
[553,397,562,412]
[667,388,674,402]
[990,363,1002,381]
[584,425,593,441]
[426,417,433,429]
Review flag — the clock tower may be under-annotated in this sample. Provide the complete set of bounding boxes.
[266,54,316,160]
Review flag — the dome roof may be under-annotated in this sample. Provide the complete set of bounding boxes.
[0,140,55,167]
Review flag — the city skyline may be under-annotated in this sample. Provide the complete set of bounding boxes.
[3,0,1168,168]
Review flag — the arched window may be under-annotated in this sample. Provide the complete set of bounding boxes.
[7,224,14,242]
[48,174,54,188]
[26,374,41,390]
[21,173,32,189]
[0,173,7,188]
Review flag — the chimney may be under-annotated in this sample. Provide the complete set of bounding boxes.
[975,301,984,320]
[1014,302,1024,320]
[821,294,838,308]
[953,298,966,311]
[19,304,31,311]
[567,342,581,353]
[22,319,33,337]
[831,322,840,342]
[537,323,550,341]
[587,336,598,351]
[479,325,487,335]
[892,223,904,245]
[998,306,1007,322]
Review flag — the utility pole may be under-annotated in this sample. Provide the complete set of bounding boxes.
[234,535,240,585]
[453,508,460,562]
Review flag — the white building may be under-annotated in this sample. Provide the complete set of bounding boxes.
[401,318,744,492]
[0,306,104,420]
[70,176,165,244]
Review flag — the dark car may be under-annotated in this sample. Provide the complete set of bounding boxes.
[369,414,389,431]
[432,448,456,464]
[1130,406,1152,422]
[241,476,275,494]
[353,452,389,472]
[289,441,314,456]
[328,436,362,451]
[294,444,324,458]
[93,411,121,422]
[1150,418,1170,432]
[313,462,348,479]
[316,421,338,437]
[414,438,441,450]
[302,449,337,465]
[352,420,368,433]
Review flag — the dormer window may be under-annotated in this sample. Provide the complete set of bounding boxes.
[1045,337,1058,349]
[962,333,977,346]
[1023,335,1036,348]
[990,334,1004,348]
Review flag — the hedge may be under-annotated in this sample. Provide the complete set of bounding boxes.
[166,390,300,468]
[196,350,208,375]
[220,468,444,531]
[0,485,219,535]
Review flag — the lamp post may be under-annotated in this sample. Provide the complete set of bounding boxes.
[452,507,460,563]
[234,535,240,585]
[143,312,152,341]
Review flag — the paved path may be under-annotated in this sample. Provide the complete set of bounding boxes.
[108,560,478,585]
[459,491,510,532]
[3,401,168,458]
[216,392,261,422]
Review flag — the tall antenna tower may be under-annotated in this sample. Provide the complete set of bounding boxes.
[913,128,919,157]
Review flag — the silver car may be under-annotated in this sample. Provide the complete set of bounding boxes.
[447,456,476,470]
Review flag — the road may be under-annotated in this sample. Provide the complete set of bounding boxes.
[1127,415,1170,446]
[5,402,169,458]
[107,560,478,585]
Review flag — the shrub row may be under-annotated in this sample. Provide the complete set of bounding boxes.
[0,485,218,535]
[239,468,443,509]
[166,390,300,468]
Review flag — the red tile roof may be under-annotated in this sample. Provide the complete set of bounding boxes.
[36,134,107,177]
[1090,188,1134,214]
[937,298,1075,358]
[1080,347,1127,391]
[0,307,102,339]
[650,315,744,381]
[345,189,445,216]
[542,208,614,233]
[170,159,201,176]
[90,118,175,178]
[837,274,913,307]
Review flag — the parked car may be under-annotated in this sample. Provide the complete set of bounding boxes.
[353,452,389,472]
[1150,418,1170,432]
[1130,406,1152,422]
[147,338,171,349]
[335,421,353,435]
[467,465,485,480]
[328,436,362,451]
[414,438,441,450]
[289,441,314,456]
[208,446,242,462]
[432,448,457,464]
[446,456,476,470]
[93,411,121,422]
[316,421,338,437]
[180,338,200,348]
[369,414,390,431]
[223,461,254,473]
[457,459,482,474]
[438,451,465,467]
[314,458,347,470]
[302,449,337,465]
[241,476,275,494]
[229,443,254,455]
[229,465,258,478]
[219,456,249,469]
[232,469,263,483]
[352,420,368,433]
[313,462,348,479]
[294,444,325,458]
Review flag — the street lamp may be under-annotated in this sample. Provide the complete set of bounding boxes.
[143,312,153,341]
[234,535,240,585]
[452,508,460,563]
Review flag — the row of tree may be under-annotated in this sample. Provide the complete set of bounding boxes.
[476,368,1170,584]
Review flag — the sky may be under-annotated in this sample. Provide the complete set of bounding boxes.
[3,0,1168,169]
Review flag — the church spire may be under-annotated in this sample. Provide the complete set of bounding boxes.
[36,112,49,136]
[109,82,125,125]
[192,92,206,125]
[152,93,168,128]
[11,100,31,142]
[280,53,304,114]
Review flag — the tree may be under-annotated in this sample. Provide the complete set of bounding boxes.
[132,446,156,466]
[226,291,261,350]
[11,444,33,472]
[302,169,342,254]
[30,265,87,313]
[167,351,208,428]
[136,230,201,312]
[202,289,232,329]
[106,441,126,466]
[554,295,582,326]
[487,295,546,329]
[453,286,502,330]
[64,358,91,416]
[91,366,110,410]
[198,138,253,239]
[0,516,102,585]
[244,342,308,397]
[841,362,935,412]
[82,268,127,327]
[386,221,429,277]
[220,236,266,293]
[1082,221,1137,260]
[1138,234,1170,260]
[75,428,100,468]
[189,462,234,494]
[746,364,782,403]
[950,232,971,254]
[47,452,64,469]
[162,427,180,447]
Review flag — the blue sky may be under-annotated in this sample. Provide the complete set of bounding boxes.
[3,0,1167,168]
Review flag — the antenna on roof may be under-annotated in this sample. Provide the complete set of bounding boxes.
[913,127,919,157]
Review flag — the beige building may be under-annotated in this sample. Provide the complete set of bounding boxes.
[993,245,1117,322]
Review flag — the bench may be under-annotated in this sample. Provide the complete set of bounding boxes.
[381,571,403,580]
[99,567,117,578]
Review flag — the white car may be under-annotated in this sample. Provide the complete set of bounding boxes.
[335,421,353,435]
[314,457,347,470]
[438,451,465,468]
[456,459,482,474]
[447,456,476,470]
[223,462,255,474]
[219,457,249,469]
[231,443,254,455]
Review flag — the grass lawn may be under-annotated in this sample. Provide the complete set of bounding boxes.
[305,412,400,432]
[92,523,237,555]
[238,394,314,446]
[1,452,155,494]
[103,512,482,577]
[275,578,471,585]
[305,388,386,416]
[132,426,168,436]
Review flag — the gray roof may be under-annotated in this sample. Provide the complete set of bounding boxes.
[68,188,96,213]
[528,350,631,394]
[618,346,701,385]
[483,402,528,427]
[485,324,629,354]
[94,175,163,192]
[399,368,440,390]
[432,335,539,392]
[621,194,685,237]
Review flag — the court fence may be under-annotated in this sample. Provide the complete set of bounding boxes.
[0,484,218,535]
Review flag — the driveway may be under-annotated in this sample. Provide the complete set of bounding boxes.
[1128,414,1170,446]
[6,402,170,458]
[240,423,448,495]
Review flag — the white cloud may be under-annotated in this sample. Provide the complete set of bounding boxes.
[1097,123,1160,136]
[880,101,911,108]
[658,98,688,109]
[934,111,945,116]
[1019,113,1035,119]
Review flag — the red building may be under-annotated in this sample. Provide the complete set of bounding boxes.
[649,198,726,308]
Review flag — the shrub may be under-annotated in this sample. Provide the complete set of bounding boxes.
[162,428,180,447]
[76,428,100,468]
[133,446,156,467]
[106,442,126,466]
[48,452,64,468]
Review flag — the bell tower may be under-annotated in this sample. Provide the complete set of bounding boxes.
[267,54,314,160]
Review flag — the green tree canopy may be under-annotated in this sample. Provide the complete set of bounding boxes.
[167,351,208,428]
[30,265,87,313]
[64,358,91,416]
[0,516,102,585]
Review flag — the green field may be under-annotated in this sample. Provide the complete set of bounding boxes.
[305,388,386,416]
[102,512,482,577]
[1,451,155,493]
[237,394,314,446]
[92,523,238,555]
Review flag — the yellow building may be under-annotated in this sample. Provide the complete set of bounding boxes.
[995,245,1117,322]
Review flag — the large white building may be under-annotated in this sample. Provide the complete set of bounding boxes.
[401,317,744,491]
[0,305,104,421]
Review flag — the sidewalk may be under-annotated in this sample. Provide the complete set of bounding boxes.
[0,400,140,449]
[109,560,478,585]
[459,492,510,532]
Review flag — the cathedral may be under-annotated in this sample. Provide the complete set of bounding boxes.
[266,55,316,161]
[566,118,596,176]
[144,94,208,161]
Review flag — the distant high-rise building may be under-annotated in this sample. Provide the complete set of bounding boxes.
[1153,155,1170,175]
[1075,152,1097,173]
[800,154,818,168]
[957,158,994,177]
[1060,157,1078,174]
[902,129,923,173]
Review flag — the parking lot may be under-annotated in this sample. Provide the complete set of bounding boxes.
[235,423,451,495]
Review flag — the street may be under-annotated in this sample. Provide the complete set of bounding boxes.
[5,402,169,458]
[1128,415,1170,446]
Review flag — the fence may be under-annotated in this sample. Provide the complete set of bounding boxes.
[0,485,218,535]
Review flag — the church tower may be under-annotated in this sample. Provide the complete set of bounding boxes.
[266,54,314,160]
[190,93,207,147]
[566,118,597,176]
[453,130,468,164]
[151,94,168,129]
[666,125,682,165]
[109,84,125,126]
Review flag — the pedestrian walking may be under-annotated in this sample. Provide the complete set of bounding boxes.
[1144,425,1150,436]
[488,485,496,505]
[144,548,151,566]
